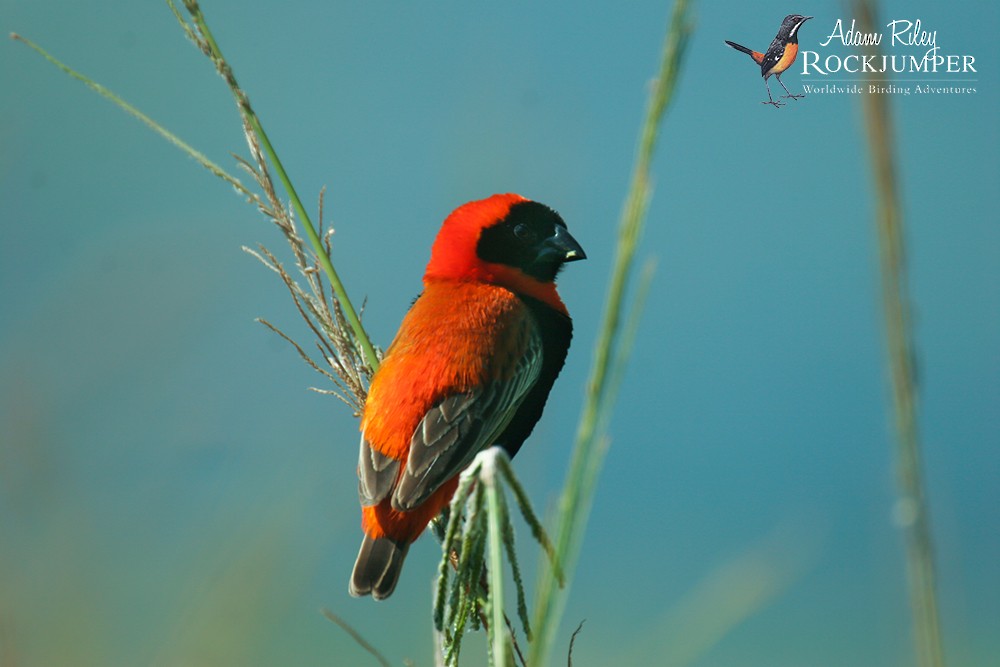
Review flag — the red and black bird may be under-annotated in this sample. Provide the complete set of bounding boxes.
[349,193,585,600]
[726,14,812,107]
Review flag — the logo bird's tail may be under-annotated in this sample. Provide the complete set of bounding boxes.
[725,40,765,65]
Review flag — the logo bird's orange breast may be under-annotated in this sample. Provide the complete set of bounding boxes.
[771,42,799,75]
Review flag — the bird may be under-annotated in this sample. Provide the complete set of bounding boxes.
[725,14,812,107]
[349,193,585,600]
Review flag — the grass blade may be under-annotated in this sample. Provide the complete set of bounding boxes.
[855,2,946,667]
[528,1,692,664]
[176,0,380,372]
[9,32,253,201]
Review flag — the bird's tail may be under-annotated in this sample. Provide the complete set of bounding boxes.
[725,40,765,64]
[349,534,409,600]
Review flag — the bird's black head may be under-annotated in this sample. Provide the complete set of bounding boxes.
[780,14,812,40]
[477,200,586,283]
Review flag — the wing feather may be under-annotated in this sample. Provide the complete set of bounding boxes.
[358,435,401,506]
[391,321,543,511]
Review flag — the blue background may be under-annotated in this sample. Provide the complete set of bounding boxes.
[3,1,997,665]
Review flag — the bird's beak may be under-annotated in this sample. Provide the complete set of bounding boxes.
[542,225,587,262]
[803,16,813,21]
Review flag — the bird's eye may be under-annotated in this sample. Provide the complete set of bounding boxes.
[513,223,536,243]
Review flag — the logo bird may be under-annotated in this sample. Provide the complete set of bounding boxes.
[726,14,813,107]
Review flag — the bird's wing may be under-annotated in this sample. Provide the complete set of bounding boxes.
[760,39,785,74]
[358,435,401,507]
[390,320,543,511]
[725,40,765,65]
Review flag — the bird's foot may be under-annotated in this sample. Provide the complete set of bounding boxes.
[782,93,805,100]
[761,99,785,108]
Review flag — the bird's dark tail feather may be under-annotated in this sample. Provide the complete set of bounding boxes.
[725,39,753,56]
[349,535,409,600]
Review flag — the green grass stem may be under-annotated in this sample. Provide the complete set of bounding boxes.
[527,1,692,664]
[9,32,253,201]
[856,2,946,667]
[484,459,510,666]
[176,0,380,372]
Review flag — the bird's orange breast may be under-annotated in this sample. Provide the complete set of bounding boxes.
[769,42,799,75]
[360,281,531,462]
